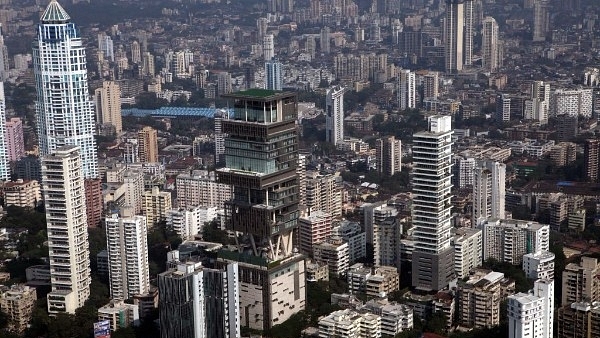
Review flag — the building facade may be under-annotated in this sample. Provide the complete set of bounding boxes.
[94,81,122,134]
[137,126,158,163]
[482,219,550,265]
[376,136,402,176]
[325,86,345,146]
[5,117,25,162]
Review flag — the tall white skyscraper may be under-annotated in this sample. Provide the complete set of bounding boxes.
[445,0,465,73]
[533,0,550,42]
[482,17,500,72]
[472,160,506,224]
[508,279,554,338]
[98,33,114,62]
[214,109,228,166]
[264,59,283,90]
[263,34,274,60]
[105,213,150,301]
[412,116,455,291]
[33,1,98,179]
[525,81,550,124]
[42,145,91,314]
[325,86,345,146]
[0,82,10,181]
[398,69,417,110]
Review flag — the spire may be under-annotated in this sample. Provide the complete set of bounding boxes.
[41,0,71,24]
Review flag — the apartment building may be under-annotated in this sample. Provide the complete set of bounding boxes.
[142,187,172,227]
[313,236,350,276]
[452,228,483,279]
[0,285,36,333]
[562,256,600,306]
[299,211,332,256]
[318,309,381,338]
[523,250,555,280]
[175,171,232,209]
[2,179,41,208]
[481,219,550,265]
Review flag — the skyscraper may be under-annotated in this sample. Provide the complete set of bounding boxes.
[263,34,274,61]
[105,213,150,301]
[412,116,455,291]
[533,0,550,42]
[94,81,122,134]
[472,160,506,224]
[463,0,474,66]
[445,0,465,73]
[42,145,91,314]
[320,26,331,54]
[325,86,345,146]
[33,1,98,179]
[508,279,554,338]
[0,82,9,181]
[137,126,158,163]
[214,109,228,166]
[376,136,402,176]
[264,59,283,90]
[398,69,417,110]
[98,32,114,62]
[482,17,500,72]
[6,118,25,162]
[0,24,9,81]
[584,139,600,183]
[159,261,240,338]
[130,40,141,64]
[216,89,305,330]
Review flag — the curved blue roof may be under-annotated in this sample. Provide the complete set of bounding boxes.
[122,107,233,118]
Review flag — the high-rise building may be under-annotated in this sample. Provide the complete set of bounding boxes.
[452,228,482,279]
[142,52,155,77]
[159,261,240,338]
[33,1,98,179]
[94,81,122,134]
[166,206,218,241]
[264,59,283,90]
[398,69,416,110]
[214,109,228,166]
[508,279,554,338]
[84,178,102,228]
[0,25,8,81]
[175,171,232,209]
[496,94,511,122]
[6,118,25,162]
[551,88,593,118]
[105,213,150,301]
[130,40,141,64]
[482,17,500,72]
[557,301,600,338]
[217,72,232,96]
[523,250,555,281]
[445,0,465,73]
[374,217,402,270]
[0,82,9,181]
[584,139,600,183]
[533,0,550,42]
[481,219,550,265]
[137,126,158,163]
[305,171,343,219]
[263,34,275,61]
[423,72,439,100]
[320,27,331,54]
[376,136,402,176]
[562,256,600,306]
[457,270,511,329]
[325,86,345,146]
[299,211,332,255]
[314,236,350,276]
[472,160,506,224]
[142,187,172,227]
[42,145,91,314]
[98,33,114,62]
[216,89,305,330]
[363,202,398,246]
[463,0,474,67]
[411,116,455,291]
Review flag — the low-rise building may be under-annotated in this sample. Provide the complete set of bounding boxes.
[318,309,381,338]
[307,260,329,282]
[2,179,41,208]
[363,299,413,336]
[0,285,37,333]
[97,300,140,332]
[522,250,555,280]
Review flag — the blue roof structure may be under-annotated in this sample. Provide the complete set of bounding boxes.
[122,107,233,118]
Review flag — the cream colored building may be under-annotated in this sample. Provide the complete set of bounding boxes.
[457,270,514,329]
[2,179,41,208]
[305,171,342,219]
[97,300,139,332]
[318,309,381,338]
[0,285,37,333]
[562,256,600,306]
[137,126,158,163]
[313,236,349,276]
[175,171,232,209]
[94,81,122,134]
[142,187,172,227]
[452,228,482,279]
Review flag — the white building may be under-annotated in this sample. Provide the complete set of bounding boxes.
[94,81,122,134]
[453,156,476,189]
[333,221,366,264]
[213,109,228,165]
[362,203,398,245]
[122,169,144,214]
[175,171,233,209]
[166,206,219,241]
[43,146,91,314]
[313,236,350,276]
[105,213,150,300]
[33,1,98,179]
[412,116,455,291]
[263,34,274,60]
[97,300,140,332]
[318,309,381,338]
[0,82,9,180]
[551,88,593,118]
[482,17,501,72]
[452,228,482,279]
[481,219,550,265]
[522,250,555,280]
[374,217,401,270]
[507,279,554,338]
[363,299,413,336]
[398,69,416,110]
[325,86,345,146]
[472,160,506,224]
[445,0,465,72]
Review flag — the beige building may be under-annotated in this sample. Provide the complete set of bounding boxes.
[2,179,41,208]
[562,256,600,306]
[318,309,381,338]
[557,301,600,338]
[365,266,400,298]
[175,171,232,209]
[0,285,37,333]
[137,126,158,163]
[299,211,333,255]
[375,136,402,176]
[142,187,172,227]
[313,236,349,276]
[305,171,343,219]
[94,81,122,134]
[306,260,329,282]
[457,270,514,329]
